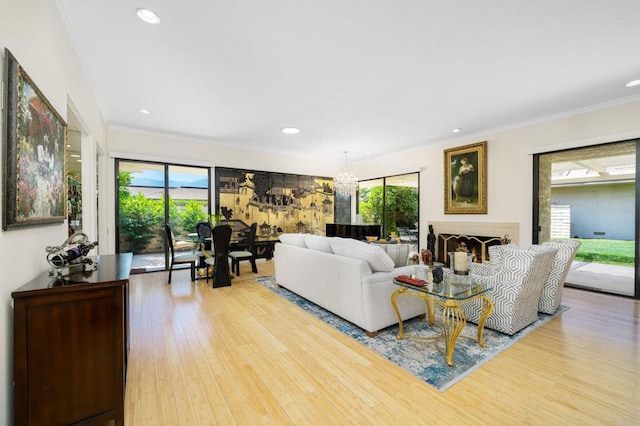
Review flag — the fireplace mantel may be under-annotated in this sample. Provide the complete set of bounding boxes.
[429,221,519,245]
[430,221,520,265]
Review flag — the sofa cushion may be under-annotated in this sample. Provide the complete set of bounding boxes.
[304,235,333,253]
[330,238,395,272]
[279,233,307,248]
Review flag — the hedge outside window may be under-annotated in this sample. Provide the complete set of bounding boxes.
[357,173,419,245]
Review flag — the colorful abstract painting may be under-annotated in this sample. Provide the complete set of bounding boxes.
[3,48,66,230]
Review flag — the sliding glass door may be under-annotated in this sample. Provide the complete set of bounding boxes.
[116,159,210,273]
[357,172,419,248]
[533,140,638,298]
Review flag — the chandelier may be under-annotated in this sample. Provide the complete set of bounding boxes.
[334,151,359,196]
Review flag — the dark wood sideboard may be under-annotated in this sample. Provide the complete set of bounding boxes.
[12,253,132,426]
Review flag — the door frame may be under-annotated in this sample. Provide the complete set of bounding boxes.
[532,139,639,299]
[114,158,211,271]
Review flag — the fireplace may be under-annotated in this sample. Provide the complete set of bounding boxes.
[429,221,519,266]
[437,233,509,265]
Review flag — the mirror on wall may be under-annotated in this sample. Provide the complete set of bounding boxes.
[66,130,82,235]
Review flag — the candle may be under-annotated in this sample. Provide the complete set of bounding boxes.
[454,252,468,274]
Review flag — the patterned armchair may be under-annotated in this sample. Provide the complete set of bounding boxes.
[463,245,557,335]
[531,240,581,314]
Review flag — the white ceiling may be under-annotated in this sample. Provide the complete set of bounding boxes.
[56,0,640,162]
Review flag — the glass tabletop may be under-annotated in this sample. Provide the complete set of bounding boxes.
[393,274,491,300]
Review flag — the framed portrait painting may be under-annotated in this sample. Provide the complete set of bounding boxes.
[2,48,67,230]
[444,141,487,214]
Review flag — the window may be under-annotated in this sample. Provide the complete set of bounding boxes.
[116,159,210,273]
[357,172,419,246]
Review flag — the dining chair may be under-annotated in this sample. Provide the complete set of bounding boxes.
[204,224,232,287]
[195,221,213,252]
[229,222,258,276]
[194,221,214,271]
[164,223,198,283]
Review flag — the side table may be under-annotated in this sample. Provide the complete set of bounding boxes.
[391,275,494,366]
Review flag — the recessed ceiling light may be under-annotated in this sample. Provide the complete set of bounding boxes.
[139,108,150,114]
[281,127,300,134]
[66,144,71,148]
[136,8,160,25]
[452,128,463,133]
[625,79,640,87]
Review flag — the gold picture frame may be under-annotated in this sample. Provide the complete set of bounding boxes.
[444,141,487,214]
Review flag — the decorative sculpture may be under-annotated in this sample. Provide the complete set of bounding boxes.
[427,224,436,257]
[46,232,98,276]
[432,266,443,283]
[421,249,432,266]
[221,206,233,221]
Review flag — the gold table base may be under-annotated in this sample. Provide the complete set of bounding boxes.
[391,286,494,367]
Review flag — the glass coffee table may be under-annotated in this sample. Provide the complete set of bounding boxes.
[391,274,494,366]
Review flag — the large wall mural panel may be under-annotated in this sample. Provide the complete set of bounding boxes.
[216,167,335,237]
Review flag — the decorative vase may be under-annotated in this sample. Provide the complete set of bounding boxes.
[421,249,432,266]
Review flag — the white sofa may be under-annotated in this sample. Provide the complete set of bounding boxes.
[274,234,427,336]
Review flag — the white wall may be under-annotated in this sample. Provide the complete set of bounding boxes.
[0,1,104,423]
[107,100,640,256]
[353,100,640,250]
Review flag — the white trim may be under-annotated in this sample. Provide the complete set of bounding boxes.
[431,95,640,151]
[98,152,112,254]
[517,94,640,128]
[528,130,640,155]
[66,95,89,134]
[109,151,215,168]
[80,133,97,242]
[108,124,301,159]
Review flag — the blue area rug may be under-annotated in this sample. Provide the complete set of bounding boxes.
[254,275,568,391]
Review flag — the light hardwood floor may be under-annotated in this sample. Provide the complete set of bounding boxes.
[125,260,640,425]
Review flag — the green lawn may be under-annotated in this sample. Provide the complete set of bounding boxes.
[567,238,635,267]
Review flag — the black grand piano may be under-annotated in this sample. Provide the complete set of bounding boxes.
[325,223,382,240]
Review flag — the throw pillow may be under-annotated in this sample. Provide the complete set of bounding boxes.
[304,235,333,253]
[330,238,395,272]
[278,233,307,248]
